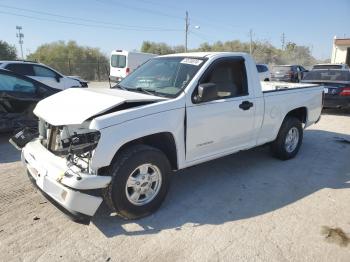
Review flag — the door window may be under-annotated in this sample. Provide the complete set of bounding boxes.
[33,65,58,78]
[5,63,34,75]
[199,59,248,100]
[0,73,36,93]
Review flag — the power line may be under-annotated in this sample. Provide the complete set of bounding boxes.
[127,0,240,33]
[130,0,182,11]
[94,0,183,21]
[0,10,182,32]
[189,30,214,42]
[0,4,181,31]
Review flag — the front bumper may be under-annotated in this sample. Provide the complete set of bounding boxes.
[21,139,111,223]
[109,75,122,83]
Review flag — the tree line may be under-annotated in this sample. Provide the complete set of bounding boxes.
[141,40,323,66]
[1,38,328,81]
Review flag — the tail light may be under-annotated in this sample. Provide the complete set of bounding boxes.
[340,87,350,96]
[126,67,130,74]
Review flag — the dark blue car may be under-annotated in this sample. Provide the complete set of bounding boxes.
[0,68,60,132]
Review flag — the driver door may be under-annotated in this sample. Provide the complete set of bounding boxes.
[186,57,256,162]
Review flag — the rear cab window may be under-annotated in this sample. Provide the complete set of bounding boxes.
[111,55,127,68]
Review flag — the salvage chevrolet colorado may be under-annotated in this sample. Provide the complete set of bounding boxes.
[12,52,323,223]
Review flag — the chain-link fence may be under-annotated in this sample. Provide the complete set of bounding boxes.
[38,59,110,81]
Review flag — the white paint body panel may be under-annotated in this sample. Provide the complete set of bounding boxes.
[22,139,111,216]
[34,88,164,126]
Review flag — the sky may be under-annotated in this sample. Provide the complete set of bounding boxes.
[0,0,349,60]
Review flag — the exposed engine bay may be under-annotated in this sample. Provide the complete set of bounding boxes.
[38,119,100,173]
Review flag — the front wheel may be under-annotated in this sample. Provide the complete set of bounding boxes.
[271,117,303,160]
[104,144,171,219]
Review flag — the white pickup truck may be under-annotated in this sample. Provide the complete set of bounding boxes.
[13,52,323,223]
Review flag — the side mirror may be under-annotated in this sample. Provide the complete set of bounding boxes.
[195,83,218,103]
[55,75,62,82]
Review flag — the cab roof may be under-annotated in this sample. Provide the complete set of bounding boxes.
[160,52,249,59]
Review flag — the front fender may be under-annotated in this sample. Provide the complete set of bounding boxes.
[90,108,185,170]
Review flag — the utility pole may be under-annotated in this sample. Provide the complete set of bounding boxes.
[249,29,253,55]
[281,32,285,51]
[16,26,24,59]
[185,11,189,52]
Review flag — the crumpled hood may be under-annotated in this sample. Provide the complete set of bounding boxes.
[34,88,164,126]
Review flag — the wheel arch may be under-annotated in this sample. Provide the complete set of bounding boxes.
[109,132,179,171]
[284,107,308,125]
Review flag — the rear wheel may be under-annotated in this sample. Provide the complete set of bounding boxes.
[271,117,303,160]
[104,144,171,219]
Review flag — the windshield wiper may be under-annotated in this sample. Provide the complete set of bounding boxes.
[134,87,157,96]
[113,83,127,90]
[123,87,168,98]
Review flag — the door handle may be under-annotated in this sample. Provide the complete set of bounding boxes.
[239,101,253,110]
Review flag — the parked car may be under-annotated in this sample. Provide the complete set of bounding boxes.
[0,61,87,90]
[311,63,350,71]
[302,69,350,109]
[0,69,59,132]
[109,50,157,83]
[11,52,323,223]
[256,64,270,81]
[67,75,89,87]
[271,65,308,82]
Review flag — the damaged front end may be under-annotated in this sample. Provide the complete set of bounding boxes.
[38,120,101,174]
[14,119,111,224]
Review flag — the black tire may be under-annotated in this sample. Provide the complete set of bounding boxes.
[103,144,171,219]
[271,117,303,160]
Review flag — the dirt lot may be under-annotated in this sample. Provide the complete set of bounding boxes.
[1,109,350,262]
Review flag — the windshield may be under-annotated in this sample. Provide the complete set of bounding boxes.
[303,70,350,82]
[119,57,205,98]
[111,54,126,68]
[272,66,292,72]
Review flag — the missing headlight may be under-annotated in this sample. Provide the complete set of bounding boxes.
[59,131,101,156]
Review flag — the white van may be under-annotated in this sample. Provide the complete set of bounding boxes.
[109,50,157,82]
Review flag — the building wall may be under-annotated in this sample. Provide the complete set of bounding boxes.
[331,37,350,64]
[331,45,348,63]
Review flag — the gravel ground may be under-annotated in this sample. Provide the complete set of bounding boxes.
[0,109,350,262]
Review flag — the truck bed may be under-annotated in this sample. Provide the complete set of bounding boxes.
[261,81,319,93]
